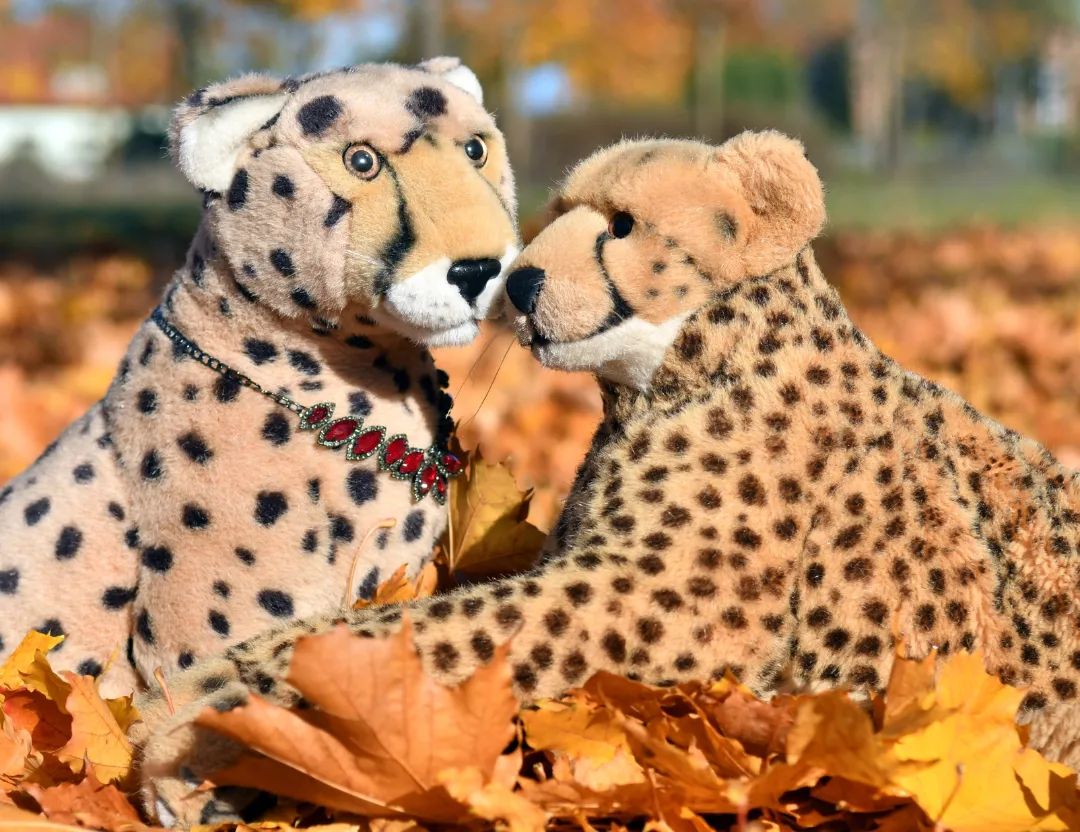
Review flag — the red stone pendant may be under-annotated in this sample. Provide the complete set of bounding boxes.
[413,463,439,500]
[296,403,463,503]
[300,402,334,430]
[398,450,425,476]
[346,427,385,461]
[318,417,361,447]
[439,452,463,476]
[379,434,409,471]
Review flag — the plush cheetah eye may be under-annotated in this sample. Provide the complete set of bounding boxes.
[463,136,488,167]
[344,143,381,180]
[610,211,635,239]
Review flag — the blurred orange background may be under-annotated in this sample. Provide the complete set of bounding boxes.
[2,0,1080,527]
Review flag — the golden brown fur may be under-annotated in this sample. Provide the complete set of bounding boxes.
[135,132,1080,827]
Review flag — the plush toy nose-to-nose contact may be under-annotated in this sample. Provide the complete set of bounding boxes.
[447,258,502,303]
[506,266,545,314]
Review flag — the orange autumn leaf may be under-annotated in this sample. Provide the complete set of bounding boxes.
[55,673,134,787]
[353,561,438,611]
[2,692,70,752]
[22,774,152,831]
[197,617,518,822]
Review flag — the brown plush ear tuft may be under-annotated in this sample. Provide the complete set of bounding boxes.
[714,130,826,276]
[169,73,287,193]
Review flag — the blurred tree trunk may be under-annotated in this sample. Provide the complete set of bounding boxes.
[851,0,904,173]
[165,0,210,96]
[686,5,726,138]
[497,5,530,191]
[417,0,445,59]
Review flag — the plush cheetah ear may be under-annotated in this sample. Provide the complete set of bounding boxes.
[417,56,484,105]
[169,73,288,193]
[714,130,826,276]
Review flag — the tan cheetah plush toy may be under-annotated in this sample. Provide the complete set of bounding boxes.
[137,131,1080,826]
[0,58,519,699]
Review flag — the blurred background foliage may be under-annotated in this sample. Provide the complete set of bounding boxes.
[1,0,1079,523]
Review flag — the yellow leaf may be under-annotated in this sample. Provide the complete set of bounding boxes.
[55,673,133,786]
[446,449,546,577]
[521,698,645,791]
[884,650,1080,831]
[0,632,65,696]
[438,766,548,832]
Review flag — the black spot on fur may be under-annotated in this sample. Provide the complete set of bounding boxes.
[262,411,291,446]
[136,609,155,644]
[227,169,249,210]
[297,95,342,136]
[35,619,65,641]
[141,449,164,480]
[77,659,102,678]
[208,611,230,636]
[24,497,51,526]
[269,249,296,278]
[142,545,173,573]
[182,504,211,529]
[325,194,352,228]
[102,586,135,609]
[214,375,242,403]
[244,339,278,364]
[271,174,295,198]
[259,589,294,618]
[72,462,95,483]
[403,510,425,542]
[255,492,288,526]
[0,569,20,594]
[178,431,213,463]
[291,287,317,309]
[347,469,378,505]
[54,526,83,560]
[407,86,448,119]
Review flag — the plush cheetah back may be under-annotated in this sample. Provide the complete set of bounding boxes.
[138,133,1080,826]
[0,57,518,698]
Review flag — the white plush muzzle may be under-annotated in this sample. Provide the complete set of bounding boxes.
[375,244,519,346]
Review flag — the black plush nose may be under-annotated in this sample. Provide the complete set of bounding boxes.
[506,266,545,314]
[447,258,502,303]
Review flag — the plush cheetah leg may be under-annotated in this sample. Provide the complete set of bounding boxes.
[0,405,139,697]
[141,546,798,826]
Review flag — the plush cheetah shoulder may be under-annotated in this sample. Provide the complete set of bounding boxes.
[0,57,519,698]
[138,131,1080,826]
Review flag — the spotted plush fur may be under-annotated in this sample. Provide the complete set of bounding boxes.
[0,57,518,699]
[137,132,1080,827]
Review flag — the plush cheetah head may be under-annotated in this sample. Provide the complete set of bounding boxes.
[506,131,824,387]
[171,57,518,346]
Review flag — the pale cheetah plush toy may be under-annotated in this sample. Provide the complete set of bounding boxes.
[138,131,1080,826]
[0,57,519,699]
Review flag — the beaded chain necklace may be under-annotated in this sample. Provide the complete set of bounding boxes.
[151,307,462,504]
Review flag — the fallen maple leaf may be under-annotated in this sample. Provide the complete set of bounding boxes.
[520,697,645,791]
[55,672,135,787]
[0,633,66,697]
[444,447,546,577]
[352,562,438,611]
[198,617,518,822]
[22,773,152,831]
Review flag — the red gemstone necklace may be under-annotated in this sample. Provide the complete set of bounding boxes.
[151,307,462,504]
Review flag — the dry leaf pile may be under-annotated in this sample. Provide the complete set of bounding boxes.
[0,631,152,831]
